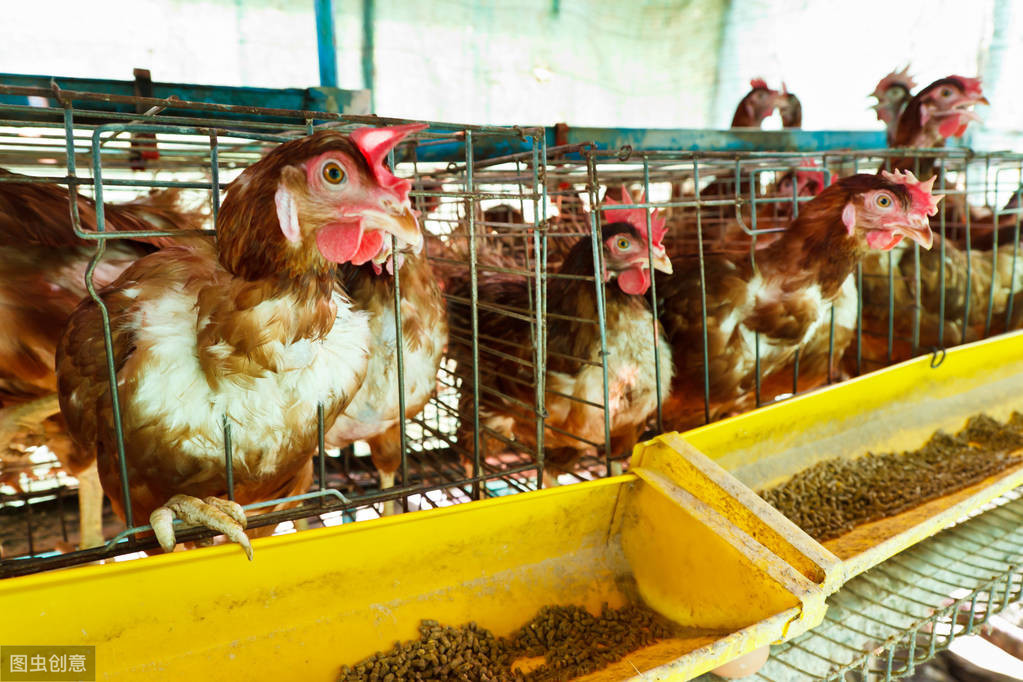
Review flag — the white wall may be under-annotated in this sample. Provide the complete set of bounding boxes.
[365,0,726,127]
[711,0,1002,130]
[3,1,320,88]
[0,0,1018,145]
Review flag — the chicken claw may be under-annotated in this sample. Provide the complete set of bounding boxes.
[150,494,253,560]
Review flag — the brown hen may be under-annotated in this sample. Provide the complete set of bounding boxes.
[0,170,203,549]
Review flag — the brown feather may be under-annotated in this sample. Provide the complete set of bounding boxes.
[658,175,912,429]
[55,131,384,532]
[448,222,670,473]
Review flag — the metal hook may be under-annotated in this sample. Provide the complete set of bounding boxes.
[929,347,946,368]
[617,145,633,162]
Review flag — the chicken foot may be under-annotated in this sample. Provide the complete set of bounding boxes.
[150,494,252,560]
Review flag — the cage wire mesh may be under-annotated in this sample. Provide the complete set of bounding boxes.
[748,487,1023,682]
[0,86,1022,602]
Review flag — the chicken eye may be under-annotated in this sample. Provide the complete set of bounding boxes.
[615,237,631,250]
[876,194,892,208]
[941,88,952,98]
[322,161,346,185]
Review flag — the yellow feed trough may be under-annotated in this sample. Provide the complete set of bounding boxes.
[0,463,825,681]
[3,333,1023,681]
[680,329,1023,579]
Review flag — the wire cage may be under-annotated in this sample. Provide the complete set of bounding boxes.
[0,84,558,575]
[2,82,1023,589]
[751,487,1023,681]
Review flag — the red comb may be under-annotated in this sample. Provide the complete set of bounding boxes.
[871,65,917,100]
[948,75,984,97]
[793,158,832,192]
[881,170,943,217]
[750,78,770,91]
[351,123,427,200]
[603,186,667,250]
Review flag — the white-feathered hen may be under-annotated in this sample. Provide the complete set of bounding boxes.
[56,124,425,558]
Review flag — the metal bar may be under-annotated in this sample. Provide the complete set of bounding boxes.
[466,131,482,500]
[642,156,664,432]
[886,249,895,364]
[961,168,971,346]
[87,123,134,531]
[534,131,548,489]
[826,305,835,384]
[584,151,613,472]
[937,170,947,348]
[314,0,339,88]
[912,241,921,354]
[361,0,375,112]
[694,158,711,424]
[223,416,235,502]
[792,348,800,395]
[392,235,409,512]
[209,130,221,224]
[855,262,863,375]
[317,403,327,504]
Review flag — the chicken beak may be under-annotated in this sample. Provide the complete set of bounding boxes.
[897,215,934,250]
[652,251,673,275]
[377,206,423,253]
[977,95,991,106]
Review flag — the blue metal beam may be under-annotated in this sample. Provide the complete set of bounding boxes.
[0,72,899,158]
[362,0,375,112]
[0,73,364,123]
[314,0,339,88]
[555,127,888,153]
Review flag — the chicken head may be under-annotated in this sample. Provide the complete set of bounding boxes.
[871,66,917,125]
[917,76,988,139]
[217,124,426,281]
[840,170,940,251]
[601,188,672,295]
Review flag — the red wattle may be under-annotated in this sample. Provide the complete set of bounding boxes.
[316,222,364,263]
[618,267,650,295]
[867,230,903,251]
[352,230,384,265]
[938,115,961,139]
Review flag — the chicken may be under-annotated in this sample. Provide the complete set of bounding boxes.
[689,79,787,240]
[854,78,996,370]
[776,160,830,200]
[871,66,917,146]
[886,75,988,177]
[730,79,781,128]
[324,248,447,516]
[0,172,203,549]
[56,124,425,558]
[657,171,939,429]
[680,157,830,257]
[778,84,802,129]
[665,79,780,245]
[853,234,1023,371]
[448,193,673,486]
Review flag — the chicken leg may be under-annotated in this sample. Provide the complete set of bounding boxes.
[76,462,105,548]
[369,425,402,517]
[1,394,105,549]
[150,494,252,560]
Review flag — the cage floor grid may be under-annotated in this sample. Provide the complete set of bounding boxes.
[748,488,1023,681]
[0,444,616,565]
